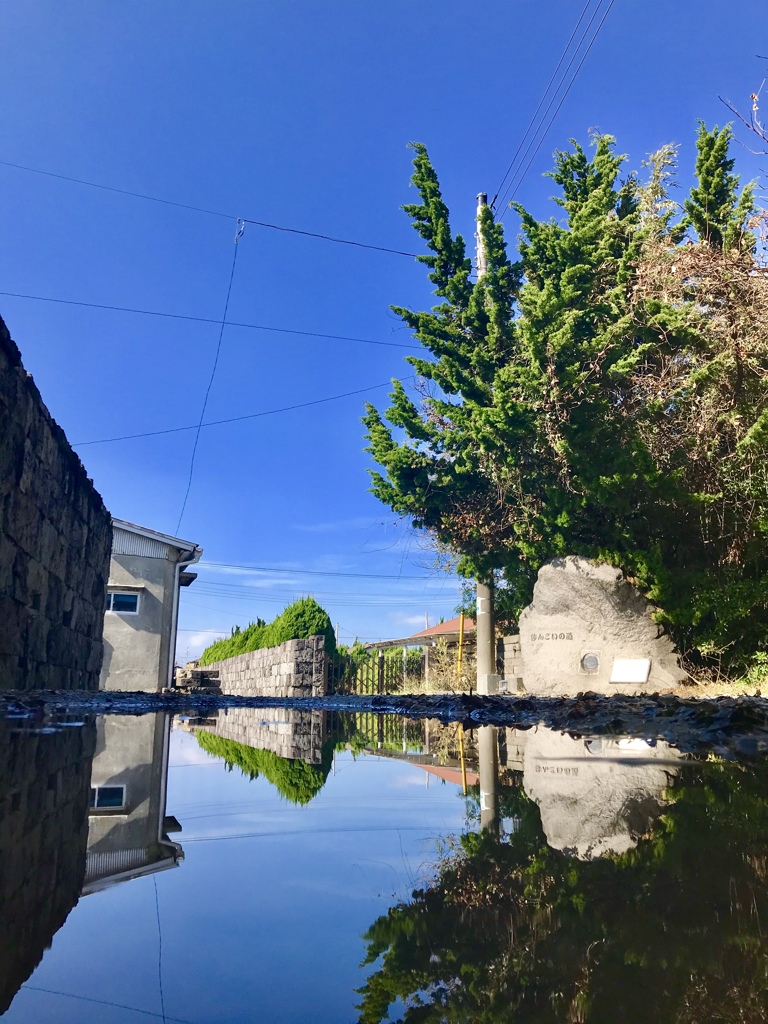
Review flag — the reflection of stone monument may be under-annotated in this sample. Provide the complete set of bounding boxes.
[83,714,182,894]
[0,719,95,1013]
[523,726,682,859]
[518,556,687,695]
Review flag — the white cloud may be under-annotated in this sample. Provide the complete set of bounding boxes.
[176,630,225,661]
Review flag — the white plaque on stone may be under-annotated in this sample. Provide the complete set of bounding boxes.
[610,658,651,684]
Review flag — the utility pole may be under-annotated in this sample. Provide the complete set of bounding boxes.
[475,191,498,696]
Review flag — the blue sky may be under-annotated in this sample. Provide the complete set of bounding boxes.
[1,2,766,656]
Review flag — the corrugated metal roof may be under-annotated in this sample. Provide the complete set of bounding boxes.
[84,846,153,884]
[112,528,170,559]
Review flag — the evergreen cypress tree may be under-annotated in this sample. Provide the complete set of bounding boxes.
[365,129,768,672]
[682,122,755,249]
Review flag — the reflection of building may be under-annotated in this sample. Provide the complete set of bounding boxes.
[0,719,95,1014]
[100,518,202,691]
[83,715,182,894]
[522,726,683,859]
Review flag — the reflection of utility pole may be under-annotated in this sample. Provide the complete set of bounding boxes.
[478,725,499,833]
[475,192,497,697]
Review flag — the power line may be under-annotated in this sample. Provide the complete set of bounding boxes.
[0,157,419,258]
[153,877,167,1024]
[490,0,596,209]
[198,561,450,580]
[21,985,197,1024]
[183,824,439,844]
[72,378,404,447]
[241,218,419,257]
[176,233,240,532]
[0,289,419,350]
[496,0,616,217]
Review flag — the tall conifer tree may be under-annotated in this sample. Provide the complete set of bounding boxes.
[365,128,768,670]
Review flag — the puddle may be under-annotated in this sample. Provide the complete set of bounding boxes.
[2,710,768,1022]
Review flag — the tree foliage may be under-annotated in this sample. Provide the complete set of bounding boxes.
[196,730,333,805]
[356,758,768,1024]
[199,596,336,665]
[364,127,767,671]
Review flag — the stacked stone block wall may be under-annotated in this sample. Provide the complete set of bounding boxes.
[204,707,325,764]
[207,634,327,698]
[0,316,111,690]
[0,719,96,1012]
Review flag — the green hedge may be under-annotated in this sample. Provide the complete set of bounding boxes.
[199,596,336,665]
[196,730,332,805]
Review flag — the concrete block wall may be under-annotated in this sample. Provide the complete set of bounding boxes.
[501,635,524,691]
[0,315,111,690]
[0,719,96,1012]
[206,634,327,698]
[205,707,325,764]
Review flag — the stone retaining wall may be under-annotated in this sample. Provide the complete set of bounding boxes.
[204,707,325,764]
[0,315,112,690]
[0,719,96,1012]
[206,634,327,698]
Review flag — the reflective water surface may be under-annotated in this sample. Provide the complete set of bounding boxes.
[1,710,768,1023]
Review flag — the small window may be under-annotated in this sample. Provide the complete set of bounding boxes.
[106,592,139,614]
[89,785,126,810]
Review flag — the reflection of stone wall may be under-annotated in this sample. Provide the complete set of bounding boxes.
[523,726,682,859]
[0,316,111,690]
[207,635,327,698]
[0,719,95,1013]
[204,707,325,764]
[519,557,686,695]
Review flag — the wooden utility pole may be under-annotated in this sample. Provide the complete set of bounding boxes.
[475,192,498,696]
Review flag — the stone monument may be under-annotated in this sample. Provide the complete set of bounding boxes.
[518,556,686,695]
[523,726,683,859]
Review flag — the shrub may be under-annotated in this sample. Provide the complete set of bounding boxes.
[199,596,336,665]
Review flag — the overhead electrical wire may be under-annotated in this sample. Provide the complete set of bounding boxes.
[0,290,420,350]
[492,0,616,218]
[0,157,419,258]
[175,232,240,532]
[72,378,407,447]
[198,561,448,580]
[490,0,596,209]
[499,0,617,216]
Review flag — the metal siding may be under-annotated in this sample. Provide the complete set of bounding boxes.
[83,847,153,884]
[112,529,170,559]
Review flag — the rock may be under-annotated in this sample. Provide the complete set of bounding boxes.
[519,556,687,696]
[523,726,683,859]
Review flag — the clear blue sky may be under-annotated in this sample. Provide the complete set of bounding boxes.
[1,2,766,655]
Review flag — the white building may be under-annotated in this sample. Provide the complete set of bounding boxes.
[100,518,202,692]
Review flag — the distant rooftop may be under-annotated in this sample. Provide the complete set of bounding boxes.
[366,614,476,650]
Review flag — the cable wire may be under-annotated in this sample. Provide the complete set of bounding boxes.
[73,378,405,447]
[197,561,448,580]
[153,876,167,1024]
[0,289,419,350]
[176,236,239,532]
[0,158,419,257]
[498,0,616,217]
[490,0,596,209]
[21,985,196,1024]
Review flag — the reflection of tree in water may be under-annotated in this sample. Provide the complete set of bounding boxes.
[357,759,768,1024]
[196,731,335,805]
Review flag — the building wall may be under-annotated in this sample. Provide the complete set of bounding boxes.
[100,552,176,691]
[84,714,177,891]
[0,718,96,1013]
[206,634,327,698]
[0,315,112,690]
